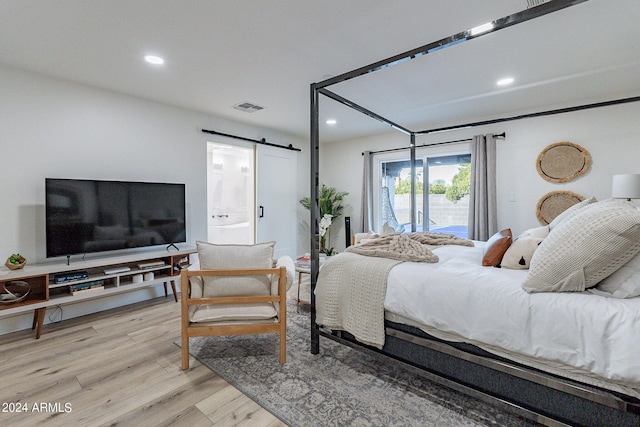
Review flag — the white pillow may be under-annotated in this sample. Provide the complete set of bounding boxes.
[522,199,640,293]
[354,232,379,245]
[501,226,549,270]
[273,255,295,293]
[590,252,640,298]
[548,196,596,230]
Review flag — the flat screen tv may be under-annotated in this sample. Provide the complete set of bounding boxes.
[45,178,186,258]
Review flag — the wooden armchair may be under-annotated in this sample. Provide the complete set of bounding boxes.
[180,241,291,369]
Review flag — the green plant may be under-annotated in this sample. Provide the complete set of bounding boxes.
[300,184,349,254]
[395,179,423,194]
[445,163,471,203]
[300,184,349,218]
[429,183,447,194]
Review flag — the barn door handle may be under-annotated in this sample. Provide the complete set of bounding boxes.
[259,206,264,218]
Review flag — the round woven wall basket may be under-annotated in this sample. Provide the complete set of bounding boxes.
[536,142,591,183]
[536,190,585,225]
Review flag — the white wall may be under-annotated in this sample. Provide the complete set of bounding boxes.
[0,64,309,333]
[320,101,640,251]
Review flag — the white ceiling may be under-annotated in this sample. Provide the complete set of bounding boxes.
[1,0,639,142]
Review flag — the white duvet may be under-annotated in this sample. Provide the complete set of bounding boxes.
[383,243,640,389]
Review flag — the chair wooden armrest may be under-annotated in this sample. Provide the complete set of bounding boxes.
[180,266,287,369]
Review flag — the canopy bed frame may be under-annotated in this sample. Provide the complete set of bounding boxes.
[308,1,640,426]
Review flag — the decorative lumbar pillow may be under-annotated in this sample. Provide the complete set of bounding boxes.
[501,226,549,270]
[522,199,640,293]
[482,229,512,267]
[548,196,596,230]
[590,251,640,299]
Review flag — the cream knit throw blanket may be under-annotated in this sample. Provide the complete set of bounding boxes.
[345,232,474,262]
[315,252,401,349]
[316,233,474,348]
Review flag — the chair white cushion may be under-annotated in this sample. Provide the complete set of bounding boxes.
[522,199,640,293]
[501,226,549,270]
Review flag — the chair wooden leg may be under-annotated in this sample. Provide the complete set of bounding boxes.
[279,331,286,364]
[181,333,190,370]
[279,311,286,364]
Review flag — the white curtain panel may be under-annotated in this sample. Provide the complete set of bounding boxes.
[468,134,498,240]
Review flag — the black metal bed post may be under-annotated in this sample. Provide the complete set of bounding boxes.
[409,134,416,232]
[310,83,321,354]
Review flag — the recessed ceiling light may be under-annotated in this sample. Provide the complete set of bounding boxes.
[326,119,337,125]
[144,55,164,65]
[497,77,514,86]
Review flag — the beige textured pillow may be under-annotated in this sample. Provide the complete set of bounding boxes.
[196,240,275,297]
[548,196,596,230]
[501,226,549,270]
[522,199,640,293]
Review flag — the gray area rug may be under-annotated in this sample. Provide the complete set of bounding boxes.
[185,302,535,427]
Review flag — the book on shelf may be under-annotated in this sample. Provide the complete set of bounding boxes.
[68,280,105,294]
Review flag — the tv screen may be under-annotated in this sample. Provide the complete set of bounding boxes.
[45,178,186,258]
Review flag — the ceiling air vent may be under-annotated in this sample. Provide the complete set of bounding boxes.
[232,102,265,113]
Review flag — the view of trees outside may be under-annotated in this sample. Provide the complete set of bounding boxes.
[390,163,470,237]
[394,163,470,203]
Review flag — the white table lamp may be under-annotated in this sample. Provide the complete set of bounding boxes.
[612,174,640,201]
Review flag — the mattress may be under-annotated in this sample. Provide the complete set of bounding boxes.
[383,243,640,397]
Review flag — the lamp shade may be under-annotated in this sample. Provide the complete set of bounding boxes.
[612,174,640,200]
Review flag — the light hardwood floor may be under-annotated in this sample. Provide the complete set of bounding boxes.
[0,296,287,427]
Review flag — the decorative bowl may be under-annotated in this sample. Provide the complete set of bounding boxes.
[0,280,31,304]
[5,258,26,270]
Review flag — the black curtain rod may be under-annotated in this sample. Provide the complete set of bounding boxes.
[201,129,301,152]
[363,133,505,155]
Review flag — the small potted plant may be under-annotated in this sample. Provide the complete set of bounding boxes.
[300,184,349,255]
[6,253,27,270]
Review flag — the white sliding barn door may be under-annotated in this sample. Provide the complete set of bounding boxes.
[256,144,297,259]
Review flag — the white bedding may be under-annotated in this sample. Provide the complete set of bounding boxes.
[383,243,640,392]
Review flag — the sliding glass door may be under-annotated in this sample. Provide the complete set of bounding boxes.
[373,146,470,237]
[422,154,471,238]
[378,157,423,233]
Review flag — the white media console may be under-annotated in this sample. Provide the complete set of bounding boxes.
[0,248,195,338]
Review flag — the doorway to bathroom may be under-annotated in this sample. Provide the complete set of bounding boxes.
[207,142,255,244]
